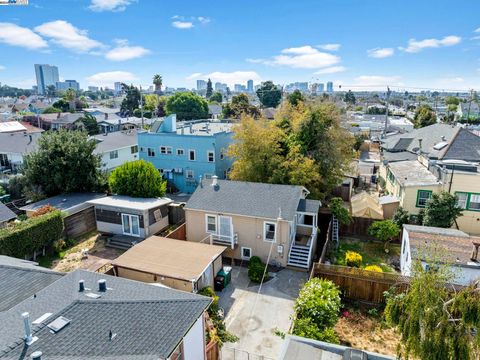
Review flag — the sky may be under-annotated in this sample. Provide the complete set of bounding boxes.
[0,0,480,92]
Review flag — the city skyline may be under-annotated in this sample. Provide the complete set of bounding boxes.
[0,0,479,91]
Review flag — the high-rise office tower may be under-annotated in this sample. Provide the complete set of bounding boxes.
[34,64,59,95]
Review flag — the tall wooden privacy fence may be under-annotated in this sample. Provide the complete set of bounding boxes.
[311,263,409,304]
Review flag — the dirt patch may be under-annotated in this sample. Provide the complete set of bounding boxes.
[52,234,123,272]
[335,310,400,357]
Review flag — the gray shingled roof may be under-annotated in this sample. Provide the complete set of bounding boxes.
[442,128,480,162]
[0,258,63,313]
[185,179,308,220]
[297,199,321,214]
[0,204,16,223]
[0,132,39,154]
[92,130,138,153]
[0,269,210,359]
[1,300,209,360]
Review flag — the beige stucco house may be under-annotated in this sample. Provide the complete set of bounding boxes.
[184,177,321,269]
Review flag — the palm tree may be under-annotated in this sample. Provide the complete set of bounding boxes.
[64,88,77,111]
[153,74,163,94]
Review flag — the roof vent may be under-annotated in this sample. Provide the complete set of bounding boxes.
[47,316,71,333]
[433,141,448,150]
[79,280,85,292]
[98,279,107,292]
[22,312,38,345]
[211,175,218,187]
[30,351,42,360]
[343,348,368,360]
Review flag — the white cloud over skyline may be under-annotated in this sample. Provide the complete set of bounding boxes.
[105,39,150,61]
[400,35,461,53]
[86,70,138,87]
[0,22,48,50]
[367,47,394,58]
[88,0,135,12]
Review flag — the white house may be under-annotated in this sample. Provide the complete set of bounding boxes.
[401,224,480,286]
[92,129,139,171]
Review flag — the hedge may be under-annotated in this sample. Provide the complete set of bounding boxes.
[0,210,64,258]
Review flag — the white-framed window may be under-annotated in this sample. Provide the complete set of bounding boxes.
[186,169,194,179]
[160,146,172,155]
[189,149,196,161]
[130,145,138,154]
[456,192,468,209]
[176,148,184,156]
[109,150,118,159]
[147,148,155,157]
[121,214,140,237]
[206,214,217,233]
[469,194,480,211]
[241,247,252,260]
[264,221,276,242]
[207,150,215,162]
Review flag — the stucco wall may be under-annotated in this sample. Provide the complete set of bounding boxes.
[183,314,206,360]
[185,209,291,267]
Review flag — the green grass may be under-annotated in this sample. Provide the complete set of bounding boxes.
[332,239,400,273]
[37,251,66,268]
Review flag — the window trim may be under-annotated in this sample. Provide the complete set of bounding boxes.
[263,221,276,243]
[147,147,155,157]
[185,169,194,179]
[416,190,433,208]
[188,149,196,161]
[109,150,118,159]
[176,148,184,156]
[160,146,172,155]
[205,214,217,234]
[241,247,252,260]
[121,213,140,237]
[207,150,215,163]
[130,145,138,154]
[456,191,480,212]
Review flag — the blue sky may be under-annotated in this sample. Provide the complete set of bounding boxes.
[1,0,480,91]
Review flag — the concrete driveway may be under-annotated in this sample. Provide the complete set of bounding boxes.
[218,266,307,359]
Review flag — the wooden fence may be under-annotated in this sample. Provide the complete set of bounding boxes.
[340,216,376,237]
[165,222,186,240]
[311,263,409,304]
[63,207,97,239]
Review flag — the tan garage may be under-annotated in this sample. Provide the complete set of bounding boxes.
[111,236,226,293]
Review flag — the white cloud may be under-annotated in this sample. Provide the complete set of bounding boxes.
[400,35,461,53]
[35,20,104,53]
[105,39,150,61]
[186,71,261,87]
[197,17,211,24]
[0,22,48,50]
[89,0,135,12]
[475,27,480,33]
[0,65,5,70]
[248,45,340,69]
[86,71,138,87]
[367,47,394,58]
[353,75,402,87]
[172,21,194,29]
[317,43,341,51]
[314,66,346,74]
[471,35,480,41]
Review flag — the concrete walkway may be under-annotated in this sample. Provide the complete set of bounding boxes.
[218,266,307,359]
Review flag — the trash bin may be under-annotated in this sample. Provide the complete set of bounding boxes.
[218,267,232,287]
[214,275,225,291]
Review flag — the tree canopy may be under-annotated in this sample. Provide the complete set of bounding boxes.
[80,114,99,135]
[109,160,166,198]
[209,91,223,103]
[153,74,162,93]
[287,90,305,106]
[165,92,209,120]
[24,130,103,197]
[343,90,356,104]
[228,102,354,199]
[368,220,400,251]
[423,192,463,228]
[256,81,282,108]
[206,79,213,99]
[414,104,437,128]
[120,83,141,114]
[222,93,260,119]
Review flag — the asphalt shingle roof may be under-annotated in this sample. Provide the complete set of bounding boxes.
[0,132,39,154]
[185,179,308,220]
[0,258,63,313]
[92,130,138,153]
[0,204,16,223]
[297,199,321,214]
[442,128,480,162]
[0,269,210,359]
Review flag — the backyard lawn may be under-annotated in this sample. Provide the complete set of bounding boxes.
[330,236,401,273]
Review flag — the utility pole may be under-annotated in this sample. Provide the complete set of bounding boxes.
[139,85,144,129]
[383,86,390,137]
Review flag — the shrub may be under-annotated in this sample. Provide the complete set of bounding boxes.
[248,258,266,283]
[31,204,55,217]
[345,251,362,267]
[294,278,341,330]
[364,265,383,273]
[292,318,339,344]
[0,210,64,258]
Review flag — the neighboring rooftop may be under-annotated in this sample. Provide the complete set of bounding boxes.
[0,121,26,133]
[387,160,440,187]
[87,195,172,211]
[0,269,210,359]
[0,203,16,223]
[112,236,226,282]
[0,132,38,154]
[185,179,309,220]
[0,256,63,313]
[20,193,106,215]
[297,199,321,214]
[92,129,138,153]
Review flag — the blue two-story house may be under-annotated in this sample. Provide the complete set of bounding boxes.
[138,114,234,193]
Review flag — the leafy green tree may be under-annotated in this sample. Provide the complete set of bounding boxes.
[24,130,103,196]
[414,104,437,128]
[287,90,305,106]
[120,83,141,114]
[153,74,162,93]
[328,197,351,225]
[156,96,167,117]
[368,219,400,251]
[64,88,77,111]
[445,96,460,106]
[392,206,409,228]
[42,106,61,114]
[292,278,341,343]
[423,192,463,228]
[52,99,70,112]
[344,90,356,104]
[80,114,99,135]
[256,81,282,108]
[206,78,213,99]
[384,259,480,360]
[209,91,223,103]
[222,93,260,119]
[109,160,166,198]
[165,92,209,120]
[144,94,159,112]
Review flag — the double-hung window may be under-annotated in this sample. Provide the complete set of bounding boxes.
[109,150,118,159]
[122,214,140,237]
[160,146,172,155]
[130,145,138,154]
[177,148,184,156]
[207,151,215,162]
[147,148,155,157]
[416,190,432,208]
[186,169,194,179]
[189,149,196,161]
[469,194,480,211]
[264,221,276,242]
[456,192,468,209]
[206,215,217,233]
